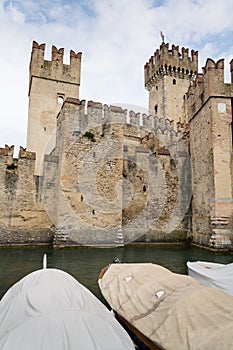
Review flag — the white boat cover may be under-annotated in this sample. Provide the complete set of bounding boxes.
[0,268,135,350]
[98,263,233,350]
[187,261,233,296]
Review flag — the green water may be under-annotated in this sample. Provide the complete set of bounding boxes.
[0,245,232,300]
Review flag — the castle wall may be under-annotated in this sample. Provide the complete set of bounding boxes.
[41,99,191,246]
[0,146,54,245]
[189,100,215,243]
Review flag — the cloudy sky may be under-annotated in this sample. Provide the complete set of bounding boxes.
[0,0,233,151]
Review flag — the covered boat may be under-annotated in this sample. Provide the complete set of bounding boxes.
[187,260,233,296]
[98,263,233,350]
[0,263,135,349]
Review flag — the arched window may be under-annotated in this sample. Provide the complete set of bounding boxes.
[155,104,158,114]
[173,79,176,85]
[57,95,64,104]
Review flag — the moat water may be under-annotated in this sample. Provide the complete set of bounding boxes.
[0,244,232,300]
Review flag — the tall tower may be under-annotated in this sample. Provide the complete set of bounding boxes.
[187,58,233,246]
[144,42,198,124]
[27,41,82,175]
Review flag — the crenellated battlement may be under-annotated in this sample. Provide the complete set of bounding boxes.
[18,147,36,160]
[187,57,233,119]
[0,145,14,157]
[0,145,36,175]
[29,41,82,89]
[144,42,198,88]
[0,145,36,160]
[56,98,180,143]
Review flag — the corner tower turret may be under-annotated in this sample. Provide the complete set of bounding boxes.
[144,42,198,124]
[27,41,82,175]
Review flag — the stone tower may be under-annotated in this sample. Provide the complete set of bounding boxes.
[144,42,198,124]
[26,41,82,175]
[187,58,233,246]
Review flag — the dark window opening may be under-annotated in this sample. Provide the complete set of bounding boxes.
[92,209,95,215]
[143,185,146,192]
[156,85,158,90]
[155,104,158,114]
[173,79,176,85]
[200,92,204,104]
[81,195,83,202]
[192,103,195,114]
[170,158,176,170]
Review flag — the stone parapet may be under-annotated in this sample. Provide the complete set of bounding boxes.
[29,41,82,87]
[144,42,198,88]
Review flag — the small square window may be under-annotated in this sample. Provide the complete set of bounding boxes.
[218,103,226,113]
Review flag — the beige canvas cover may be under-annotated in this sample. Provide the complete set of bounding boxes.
[98,263,233,350]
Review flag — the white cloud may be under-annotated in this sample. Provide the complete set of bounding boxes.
[0,0,233,150]
[5,3,25,23]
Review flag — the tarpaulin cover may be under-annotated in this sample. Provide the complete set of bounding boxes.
[187,261,233,296]
[98,263,233,350]
[0,268,135,350]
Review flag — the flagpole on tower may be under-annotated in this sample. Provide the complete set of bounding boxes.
[160,31,165,43]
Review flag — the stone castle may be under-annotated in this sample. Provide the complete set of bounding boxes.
[0,40,232,248]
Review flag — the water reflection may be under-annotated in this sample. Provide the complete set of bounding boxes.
[0,245,232,300]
